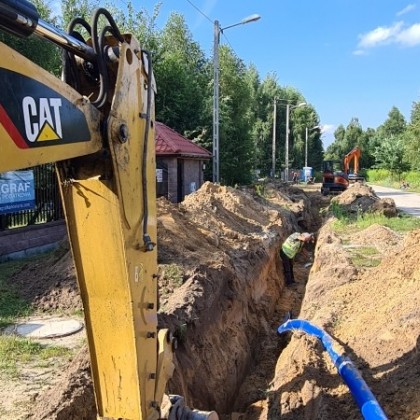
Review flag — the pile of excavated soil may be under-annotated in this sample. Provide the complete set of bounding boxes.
[348,223,404,254]
[10,242,82,312]
[2,181,420,420]
[331,183,398,217]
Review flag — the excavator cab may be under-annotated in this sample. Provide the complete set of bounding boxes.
[321,160,349,196]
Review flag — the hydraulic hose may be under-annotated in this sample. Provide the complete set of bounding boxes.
[277,319,388,420]
[141,49,154,252]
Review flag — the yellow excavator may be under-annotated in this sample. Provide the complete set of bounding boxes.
[0,0,217,418]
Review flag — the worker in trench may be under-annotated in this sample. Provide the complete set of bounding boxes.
[280,232,315,285]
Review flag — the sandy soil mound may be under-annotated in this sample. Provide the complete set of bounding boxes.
[10,242,81,313]
[348,223,403,253]
[2,182,419,420]
[264,222,420,420]
[332,183,398,217]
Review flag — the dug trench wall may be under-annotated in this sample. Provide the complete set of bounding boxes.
[261,221,362,420]
[28,182,323,418]
[160,240,283,412]
[157,183,322,414]
[262,219,420,420]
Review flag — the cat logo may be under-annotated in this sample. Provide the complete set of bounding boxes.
[0,68,91,149]
[22,96,63,143]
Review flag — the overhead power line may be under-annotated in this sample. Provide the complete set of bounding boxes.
[184,0,213,24]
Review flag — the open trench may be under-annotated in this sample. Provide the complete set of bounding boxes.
[26,183,420,419]
[28,185,328,419]
[160,187,326,417]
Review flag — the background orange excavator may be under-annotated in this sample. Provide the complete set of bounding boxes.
[321,146,364,195]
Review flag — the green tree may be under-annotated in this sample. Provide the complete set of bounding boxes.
[325,119,365,162]
[112,1,162,52]
[217,46,254,185]
[325,125,345,160]
[404,101,420,170]
[344,118,363,152]
[360,127,376,169]
[153,14,208,137]
[334,124,346,143]
[378,106,406,138]
[373,136,409,176]
[61,0,93,30]
[307,125,324,171]
[244,64,262,176]
[253,73,282,177]
[0,0,61,74]
[371,107,409,172]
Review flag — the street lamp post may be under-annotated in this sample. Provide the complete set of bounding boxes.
[271,97,277,177]
[213,14,261,183]
[285,102,306,181]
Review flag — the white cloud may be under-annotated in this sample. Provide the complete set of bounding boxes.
[358,22,403,48]
[396,23,420,46]
[355,21,420,53]
[397,4,416,17]
[320,124,335,135]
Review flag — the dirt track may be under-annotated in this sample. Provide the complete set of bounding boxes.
[2,181,420,419]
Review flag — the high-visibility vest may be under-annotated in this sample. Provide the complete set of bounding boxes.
[281,233,304,259]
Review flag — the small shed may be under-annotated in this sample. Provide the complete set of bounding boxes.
[155,122,212,203]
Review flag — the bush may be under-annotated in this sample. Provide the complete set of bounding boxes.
[365,169,391,182]
[404,171,420,189]
[366,169,420,191]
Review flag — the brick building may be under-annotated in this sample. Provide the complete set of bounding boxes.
[155,122,211,203]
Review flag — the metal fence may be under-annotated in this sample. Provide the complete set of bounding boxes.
[156,159,169,199]
[0,164,64,230]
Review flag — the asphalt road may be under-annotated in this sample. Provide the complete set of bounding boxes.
[369,184,420,218]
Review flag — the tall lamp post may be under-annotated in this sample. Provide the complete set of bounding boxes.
[213,14,261,183]
[285,102,307,181]
[271,97,277,177]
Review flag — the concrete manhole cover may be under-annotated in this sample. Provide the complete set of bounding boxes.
[5,318,84,339]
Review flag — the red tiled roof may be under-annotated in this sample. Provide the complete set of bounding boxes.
[155,121,211,158]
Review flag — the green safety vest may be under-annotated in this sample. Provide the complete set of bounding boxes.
[282,233,304,259]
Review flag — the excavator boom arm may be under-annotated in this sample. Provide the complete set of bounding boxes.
[343,146,361,175]
[0,2,177,418]
[0,3,219,418]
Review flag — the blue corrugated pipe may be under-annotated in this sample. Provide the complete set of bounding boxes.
[277,319,388,420]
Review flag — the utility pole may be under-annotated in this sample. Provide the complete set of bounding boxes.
[213,20,220,183]
[285,103,290,181]
[212,14,261,184]
[272,98,277,177]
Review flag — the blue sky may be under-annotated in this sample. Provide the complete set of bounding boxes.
[114,0,420,147]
